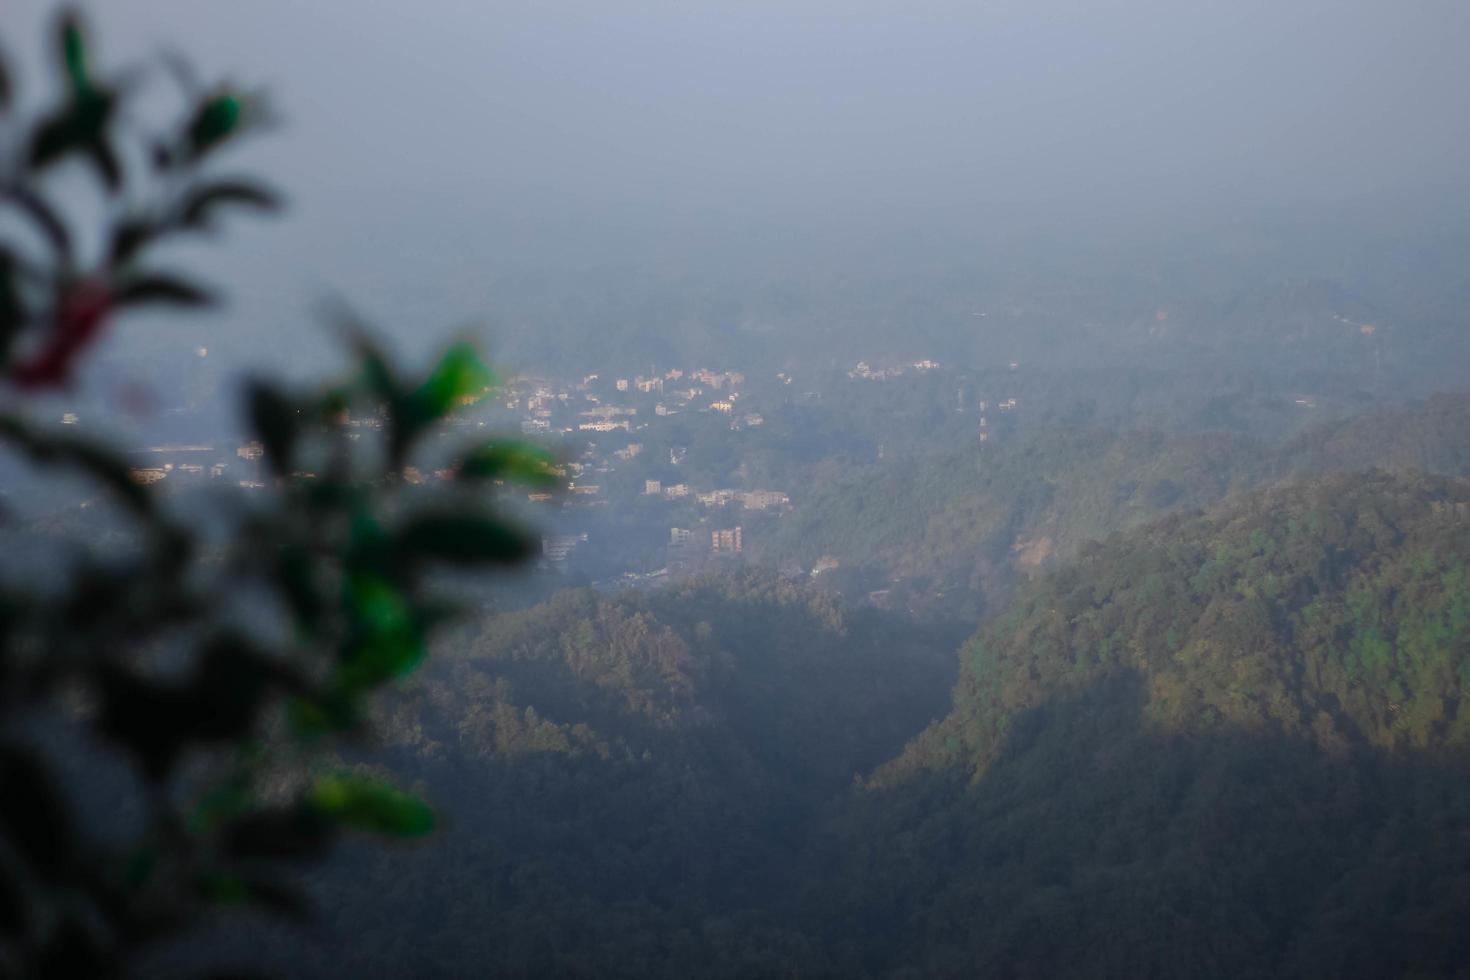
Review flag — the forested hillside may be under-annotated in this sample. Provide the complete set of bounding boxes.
[818,470,1470,977]
[169,470,1470,978]
[761,392,1470,619]
[173,572,956,978]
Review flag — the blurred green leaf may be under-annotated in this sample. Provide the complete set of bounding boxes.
[274,545,323,635]
[396,511,533,566]
[404,342,496,433]
[0,863,24,938]
[245,380,297,474]
[181,179,282,228]
[307,772,435,837]
[114,272,213,308]
[344,330,399,402]
[95,663,188,780]
[200,869,311,920]
[58,11,89,94]
[97,641,293,781]
[459,441,561,487]
[195,870,315,922]
[189,775,253,836]
[286,696,338,738]
[28,89,115,171]
[0,416,155,517]
[342,573,423,683]
[230,874,312,920]
[348,508,391,568]
[186,91,244,160]
[86,136,121,192]
[0,249,22,361]
[3,185,72,260]
[0,746,74,880]
[122,845,156,889]
[186,637,299,741]
[197,871,250,905]
[221,808,330,861]
[108,217,155,267]
[0,50,12,113]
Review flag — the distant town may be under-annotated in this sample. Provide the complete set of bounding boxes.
[55,355,1031,590]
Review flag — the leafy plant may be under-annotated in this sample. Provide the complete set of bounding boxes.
[0,11,555,976]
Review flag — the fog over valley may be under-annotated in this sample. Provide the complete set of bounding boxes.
[3,3,1470,978]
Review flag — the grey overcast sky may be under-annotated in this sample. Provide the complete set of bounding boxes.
[5,1,1470,380]
[10,0,1470,212]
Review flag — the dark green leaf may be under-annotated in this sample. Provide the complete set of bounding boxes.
[221,808,330,861]
[86,137,121,192]
[197,868,311,920]
[274,545,323,634]
[28,89,114,171]
[245,380,298,475]
[109,217,156,266]
[354,340,399,404]
[233,875,313,920]
[186,91,244,159]
[0,50,12,113]
[2,185,71,260]
[185,637,299,741]
[0,863,28,937]
[96,663,187,780]
[402,342,496,434]
[307,772,435,837]
[198,872,249,905]
[347,509,391,570]
[458,441,561,487]
[341,573,423,683]
[28,112,80,168]
[122,845,156,889]
[395,512,533,566]
[0,249,23,359]
[0,746,74,880]
[287,690,359,737]
[58,11,89,94]
[36,914,108,979]
[0,416,154,517]
[97,641,294,780]
[59,438,155,516]
[180,179,282,228]
[113,272,213,308]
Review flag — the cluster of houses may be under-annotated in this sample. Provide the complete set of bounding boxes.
[643,482,789,512]
[847,359,941,381]
[510,366,753,436]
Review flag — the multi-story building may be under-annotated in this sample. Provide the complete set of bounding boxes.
[741,490,790,510]
[542,533,589,563]
[711,527,743,553]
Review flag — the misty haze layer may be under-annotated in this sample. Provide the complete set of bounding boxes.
[7,0,1470,383]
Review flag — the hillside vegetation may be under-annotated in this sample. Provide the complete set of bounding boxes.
[177,470,1470,978]
[819,470,1470,977]
[183,573,955,978]
[761,392,1470,619]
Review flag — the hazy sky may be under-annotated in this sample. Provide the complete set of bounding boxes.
[5,1,1470,378]
[10,0,1470,212]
